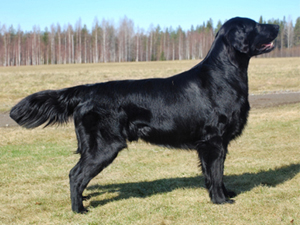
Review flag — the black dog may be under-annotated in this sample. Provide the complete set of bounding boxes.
[10,17,279,213]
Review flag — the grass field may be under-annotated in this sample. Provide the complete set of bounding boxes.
[0,58,299,224]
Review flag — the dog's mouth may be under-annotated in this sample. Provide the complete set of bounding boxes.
[261,42,274,50]
[258,41,275,52]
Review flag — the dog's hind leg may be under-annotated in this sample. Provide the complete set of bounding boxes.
[197,136,234,204]
[69,110,127,213]
[69,147,120,213]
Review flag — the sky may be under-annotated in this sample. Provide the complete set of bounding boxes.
[0,0,299,32]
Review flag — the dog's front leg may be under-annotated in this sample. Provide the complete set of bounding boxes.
[197,136,234,204]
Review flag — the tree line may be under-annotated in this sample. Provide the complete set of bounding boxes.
[1,16,299,66]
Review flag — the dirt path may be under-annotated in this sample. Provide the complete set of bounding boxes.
[1,92,299,128]
[249,92,300,108]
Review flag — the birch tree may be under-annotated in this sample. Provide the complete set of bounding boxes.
[57,23,61,64]
[50,24,55,64]
[93,18,99,63]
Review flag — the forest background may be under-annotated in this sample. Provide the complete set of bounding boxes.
[1,15,300,66]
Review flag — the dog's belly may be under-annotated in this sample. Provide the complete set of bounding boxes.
[127,122,201,150]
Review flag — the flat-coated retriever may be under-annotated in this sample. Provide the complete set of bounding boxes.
[10,17,279,213]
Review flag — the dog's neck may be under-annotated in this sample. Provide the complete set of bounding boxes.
[191,37,250,96]
[209,37,250,71]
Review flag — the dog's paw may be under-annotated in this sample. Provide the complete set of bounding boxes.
[212,196,235,205]
[82,196,91,201]
[223,199,235,204]
[225,190,237,198]
[79,208,89,214]
[214,199,235,204]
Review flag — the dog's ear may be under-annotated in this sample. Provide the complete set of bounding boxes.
[215,30,220,38]
[227,27,249,53]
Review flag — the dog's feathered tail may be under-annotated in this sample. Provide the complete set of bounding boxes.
[10,85,86,128]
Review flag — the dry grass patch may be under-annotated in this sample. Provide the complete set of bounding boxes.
[0,104,299,224]
[248,57,300,94]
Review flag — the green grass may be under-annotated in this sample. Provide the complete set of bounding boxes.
[0,104,299,224]
[0,59,299,224]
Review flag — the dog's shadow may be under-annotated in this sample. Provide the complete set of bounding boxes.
[86,163,300,208]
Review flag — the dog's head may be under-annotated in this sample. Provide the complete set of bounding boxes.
[217,17,279,57]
